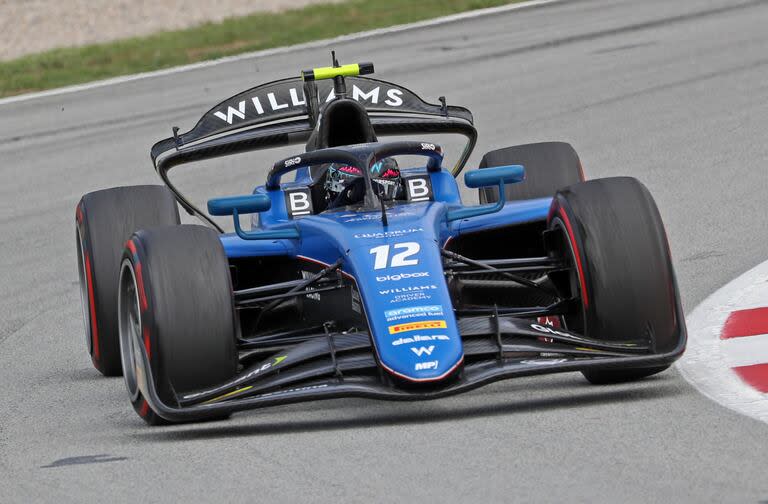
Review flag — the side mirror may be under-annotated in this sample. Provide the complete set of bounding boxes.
[464,165,525,188]
[207,194,271,216]
[207,194,299,240]
[447,165,525,222]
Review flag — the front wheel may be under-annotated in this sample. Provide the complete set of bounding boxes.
[546,177,681,384]
[119,225,238,424]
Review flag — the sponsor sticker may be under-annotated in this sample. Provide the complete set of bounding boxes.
[284,188,313,218]
[379,285,436,295]
[341,209,418,222]
[284,156,302,167]
[388,320,447,334]
[411,345,435,357]
[415,360,439,371]
[182,355,286,400]
[380,284,437,304]
[404,175,433,203]
[300,271,320,300]
[391,334,450,346]
[529,323,587,341]
[384,305,443,322]
[259,383,329,398]
[246,355,287,377]
[520,358,569,366]
[390,292,431,303]
[376,272,429,282]
[212,84,405,125]
[354,228,423,239]
[343,214,383,223]
[385,305,443,318]
[351,289,361,314]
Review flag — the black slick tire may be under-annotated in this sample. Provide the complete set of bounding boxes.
[119,225,238,425]
[547,177,679,384]
[479,142,585,203]
[76,185,180,376]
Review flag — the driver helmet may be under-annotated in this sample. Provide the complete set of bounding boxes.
[324,157,401,201]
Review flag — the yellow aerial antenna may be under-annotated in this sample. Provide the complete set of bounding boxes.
[301,51,375,125]
[301,51,374,82]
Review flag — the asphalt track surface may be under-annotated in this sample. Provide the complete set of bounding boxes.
[2,0,768,501]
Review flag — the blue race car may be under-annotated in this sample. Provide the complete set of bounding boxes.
[75,57,686,424]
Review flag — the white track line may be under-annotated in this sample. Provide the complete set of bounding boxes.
[678,259,768,423]
[0,0,560,107]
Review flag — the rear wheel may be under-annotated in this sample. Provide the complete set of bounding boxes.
[119,225,238,424]
[546,177,680,384]
[76,185,180,376]
[479,142,584,203]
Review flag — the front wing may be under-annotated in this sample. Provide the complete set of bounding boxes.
[132,301,687,422]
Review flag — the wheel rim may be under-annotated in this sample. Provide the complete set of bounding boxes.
[550,217,586,334]
[75,228,93,355]
[118,259,142,401]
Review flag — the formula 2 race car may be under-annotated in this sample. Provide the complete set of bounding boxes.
[75,56,686,424]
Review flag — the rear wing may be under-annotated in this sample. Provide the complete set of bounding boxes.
[150,74,477,228]
[151,75,475,169]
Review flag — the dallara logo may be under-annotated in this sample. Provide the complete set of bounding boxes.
[388,320,447,334]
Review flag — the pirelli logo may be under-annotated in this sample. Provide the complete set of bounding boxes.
[388,320,447,334]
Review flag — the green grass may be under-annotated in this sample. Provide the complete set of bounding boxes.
[0,0,523,98]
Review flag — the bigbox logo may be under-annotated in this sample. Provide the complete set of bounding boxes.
[376,272,429,282]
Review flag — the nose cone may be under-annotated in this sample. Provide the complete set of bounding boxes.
[346,232,463,382]
[293,201,465,382]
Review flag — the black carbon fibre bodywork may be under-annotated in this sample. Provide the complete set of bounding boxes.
[153,76,473,149]
[149,76,477,230]
[130,289,686,422]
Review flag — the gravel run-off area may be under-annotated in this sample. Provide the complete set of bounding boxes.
[0,0,342,61]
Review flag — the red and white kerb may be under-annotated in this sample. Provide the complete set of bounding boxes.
[720,307,768,393]
[678,260,768,424]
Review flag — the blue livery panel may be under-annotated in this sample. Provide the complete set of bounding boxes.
[217,167,552,382]
[291,202,463,381]
[344,224,463,381]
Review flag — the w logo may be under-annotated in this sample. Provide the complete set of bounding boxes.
[410,346,435,357]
